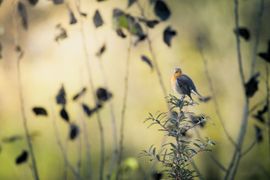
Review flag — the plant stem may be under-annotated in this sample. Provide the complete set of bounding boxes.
[97,55,118,179]
[17,60,40,180]
[250,0,264,76]
[51,105,81,180]
[75,2,105,179]
[198,40,236,147]
[225,0,250,179]
[116,37,132,179]
[136,1,168,99]
[12,3,39,179]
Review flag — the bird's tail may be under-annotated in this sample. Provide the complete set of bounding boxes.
[191,90,211,103]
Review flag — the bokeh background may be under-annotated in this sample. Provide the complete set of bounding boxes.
[0,0,269,179]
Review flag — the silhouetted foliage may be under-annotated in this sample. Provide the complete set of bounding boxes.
[15,150,28,165]
[234,27,250,41]
[81,103,93,117]
[32,107,48,116]
[2,135,23,143]
[141,55,153,70]
[154,0,171,21]
[93,10,104,28]
[254,125,263,143]
[55,24,68,42]
[96,43,106,57]
[96,87,112,102]
[17,2,28,30]
[138,18,159,28]
[60,107,70,122]
[258,40,270,63]
[68,9,77,25]
[245,73,260,98]
[163,26,177,47]
[253,104,268,123]
[69,123,79,140]
[73,87,87,101]
[56,85,66,105]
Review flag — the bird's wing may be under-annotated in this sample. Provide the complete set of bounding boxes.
[179,74,197,92]
[176,74,198,95]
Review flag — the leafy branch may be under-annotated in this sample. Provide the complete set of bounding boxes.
[142,95,214,180]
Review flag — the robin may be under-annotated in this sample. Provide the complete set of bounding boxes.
[171,67,204,101]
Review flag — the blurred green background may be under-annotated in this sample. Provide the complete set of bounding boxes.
[0,0,269,179]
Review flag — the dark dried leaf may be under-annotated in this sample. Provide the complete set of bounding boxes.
[93,103,103,112]
[69,123,79,140]
[17,1,28,30]
[60,107,69,122]
[154,0,171,21]
[116,28,126,38]
[258,53,270,63]
[163,26,177,47]
[234,27,250,41]
[0,0,3,6]
[73,87,87,101]
[81,103,93,117]
[56,85,66,105]
[96,87,112,102]
[258,40,270,63]
[68,9,77,25]
[254,125,263,143]
[93,10,104,28]
[53,0,64,5]
[15,150,28,165]
[134,34,147,46]
[141,55,153,70]
[128,0,137,7]
[96,44,106,57]
[32,107,48,116]
[55,24,68,42]
[253,104,268,123]
[245,72,260,98]
[97,0,107,1]
[138,18,159,28]
[2,135,23,143]
[79,12,87,17]
[28,0,38,6]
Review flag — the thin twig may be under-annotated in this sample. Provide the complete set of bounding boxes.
[97,55,119,179]
[250,0,264,76]
[75,2,105,179]
[266,64,270,160]
[50,105,81,180]
[198,40,236,147]
[225,0,251,179]
[136,1,168,100]
[240,139,256,157]
[116,37,132,179]
[69,1,94,179]
[12,3,40,180]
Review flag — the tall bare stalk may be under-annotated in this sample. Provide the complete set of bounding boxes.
[12,2,39,179]
[116,37,132,179]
